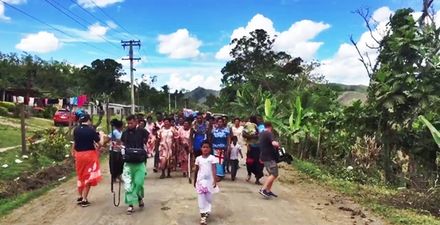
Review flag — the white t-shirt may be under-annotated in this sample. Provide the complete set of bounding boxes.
[231,125,244,143]
[195,155,217,182]
[195,155,219,194]
[229,143,242,160]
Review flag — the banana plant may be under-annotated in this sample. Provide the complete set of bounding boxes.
[419,115,440,148]
[264,96,306,143]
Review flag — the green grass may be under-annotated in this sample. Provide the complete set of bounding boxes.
[0,116,53,130]
[0,148,52,181]
[0,125,22,149]
[0,116,53,148]
[293,159,440,225]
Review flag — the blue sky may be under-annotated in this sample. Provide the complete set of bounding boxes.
[0,0,436,91]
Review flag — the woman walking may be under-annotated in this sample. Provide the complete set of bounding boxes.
[71,112,102,207]
[178,120,193,177]
[193,113,208,158]
[158,118,178,179]
[211,117,231,180]
[243,115,264,185]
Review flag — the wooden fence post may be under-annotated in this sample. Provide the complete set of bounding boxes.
[20,103,27,155]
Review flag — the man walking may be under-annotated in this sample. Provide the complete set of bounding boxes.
[258,122,280,198]
[121,115,148,214]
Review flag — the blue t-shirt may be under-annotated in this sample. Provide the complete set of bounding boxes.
[212,127,230,149]
[193,123,207,151]
[257,124,265,133]
[109,129,122,140]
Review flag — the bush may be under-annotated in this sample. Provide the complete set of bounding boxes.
[42,106,57,119]
[0,106,7,116]
[0,101,15,112]
[29,128,70,162]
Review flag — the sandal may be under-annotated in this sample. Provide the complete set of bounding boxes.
[127,206,134,215]
[200,214,207,225]
[139,199,145,208]
[80,200,90,207]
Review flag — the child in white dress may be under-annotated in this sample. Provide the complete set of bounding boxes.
[194,141,219,225]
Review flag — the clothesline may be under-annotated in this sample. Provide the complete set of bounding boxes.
[11,94,89,109]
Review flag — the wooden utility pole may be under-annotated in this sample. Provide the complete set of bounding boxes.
[121,40,141,114]
[20,103,27,155]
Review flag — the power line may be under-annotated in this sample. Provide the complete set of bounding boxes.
[87,0,148,66]
[0,0,118,57]
[67,0,131,39]
[89,0,137,38]
[43,0,121,51]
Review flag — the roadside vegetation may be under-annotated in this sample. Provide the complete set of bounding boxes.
[207,1,440,224]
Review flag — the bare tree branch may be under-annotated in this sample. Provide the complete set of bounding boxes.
[350,35,372,76]
[355,8,381,45]
[419,0,434,27]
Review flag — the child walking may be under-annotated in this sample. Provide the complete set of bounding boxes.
[194,141,219,225]
[229,136,243,181]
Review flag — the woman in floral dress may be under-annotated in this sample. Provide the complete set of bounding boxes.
[178,120,193,177]
[158,118,178,179]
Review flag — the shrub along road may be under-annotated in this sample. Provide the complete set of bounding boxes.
[0,160,384,225]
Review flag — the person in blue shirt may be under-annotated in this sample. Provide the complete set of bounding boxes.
[108,119,124,182]
[211,117,231,180]
[193,113,208,158]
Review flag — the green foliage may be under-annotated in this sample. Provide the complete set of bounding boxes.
[0,101,15,112]
[419,116,440,148]
[221,29,305,93]
[0,106,7,116]
[29,128,70,162]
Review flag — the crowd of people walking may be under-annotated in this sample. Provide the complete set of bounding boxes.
[71,109,281,225]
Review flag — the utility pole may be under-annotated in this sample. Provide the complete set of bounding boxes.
[121,40,141,114]
[168,92,171,113]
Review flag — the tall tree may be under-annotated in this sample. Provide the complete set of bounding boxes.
[221,29,304,92]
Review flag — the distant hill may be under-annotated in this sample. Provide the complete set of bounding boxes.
[327,83,368,106]
[327,83,368,93]
[184,87,220,104]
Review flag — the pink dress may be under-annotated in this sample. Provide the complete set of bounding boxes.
[178,127,192,173]
[159,127,177,167]
[147,134,156,156]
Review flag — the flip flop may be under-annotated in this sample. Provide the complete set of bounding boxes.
[127,206,134,215]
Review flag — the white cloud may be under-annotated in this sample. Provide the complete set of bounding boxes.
[371,6,393,23]
[157,29,202,59]
[0,3,11,21]
[77,0,124,9]
[16,31,61,53]
[55,24,115,43]
[317,7,393,85]
[215,14,330,61]
[106,20,117,29]
[88,22,109,40]
[273,20,330,59]
[3,0,27,3]
[134,67,222,91]
[0,0,27,22]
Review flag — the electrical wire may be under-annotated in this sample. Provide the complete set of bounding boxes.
[0,0,119,58]
[67,0,131,39]
[89,0,138,39]
[43,0,121,50]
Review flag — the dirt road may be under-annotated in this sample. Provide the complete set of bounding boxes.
[1,160,385,225]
